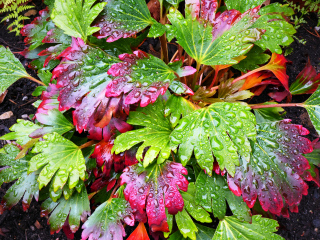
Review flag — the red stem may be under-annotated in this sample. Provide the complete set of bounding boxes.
[250,103,304,109]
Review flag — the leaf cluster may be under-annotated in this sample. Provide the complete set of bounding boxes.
[0,0,320,239]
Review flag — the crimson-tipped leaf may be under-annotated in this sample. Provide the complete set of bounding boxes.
[227,120,313,215]
[106,50,193,107]
[120,162,188,232]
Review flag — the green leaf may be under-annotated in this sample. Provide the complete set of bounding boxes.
[181,183,212,223]
[170,102,256,176]
[93,0,155,42]
[195,171,251,222]
[254,104,285,123]
[29,133,86,191]
[0,145,39,211]
[168,8,261,66]
[303,86,320,134]
[51,0,106,41]
[232,46,270,73]
[213,215,284,240]
[258,3,295,16]
[41,185,90,233]
[176,208,198,240]
[30,109,75,137]
[32,86,47,97]
[0,46,32,94]
[38,70,52,86]
[169,223,215,240]
[113,99,172,167]
[305,148,320,167]
[166,0,183,8]
[87,31,148,57]
[82,198,134,240]
[225,0,265,13]
[164,95,198,128]
[252,12,296,54]
[148,22,167,38]
[0,120,41,145]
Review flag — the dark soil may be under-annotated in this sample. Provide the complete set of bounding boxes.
[0,1,320,240]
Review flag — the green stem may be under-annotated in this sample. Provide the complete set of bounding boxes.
[27,75,46,86]
[250,102,304,109]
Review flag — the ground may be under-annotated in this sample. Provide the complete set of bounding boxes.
[0,1,320,240]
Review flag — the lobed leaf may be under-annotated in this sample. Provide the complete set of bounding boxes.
[168,223,215,240]
[106,50,193,107]
[0,46,31,94]
[304,86,320,134]
[29,133,86,191]
[251,11,296,54]
[170,102,256,176]
[0,120,41,145]
[164,95,198,128]
[30,109,75,138]
[120,162,188,232]
[82,198,135,240]
[20,7,55,50]
[195,171,251,222]
[51,0,106,41]
[213,215,284,240]
[93,0,155,42]
[227,120,313,215]
[113,98,172,167]
[168,7,261,66]
[41,185,90,234]
[51,37,131,134]
[0,145,39,212]
[232,45,270,73]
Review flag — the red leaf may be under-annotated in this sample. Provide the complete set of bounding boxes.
[127,222,150,240]
[52,37,130,133]
[34,83,59,119]
[241,72,274,90]
[120,162,188,232]
[200,0,219,23]
[227,120,313,215]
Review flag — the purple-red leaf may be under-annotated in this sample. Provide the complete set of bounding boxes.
[120,162,188,232]
[227,120,313,216]
[106,50,192,107]
[34,83,59,118]
[290,59,320,95]
[51,37,130,133]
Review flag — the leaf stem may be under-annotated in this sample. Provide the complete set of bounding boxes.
[26,75,46,86]
[160,8,169,64]
[79,140,98,149]
[250,102,304,109]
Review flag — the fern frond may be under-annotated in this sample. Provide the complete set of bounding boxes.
[0,0,34,36]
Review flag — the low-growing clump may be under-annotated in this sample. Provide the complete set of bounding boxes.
[0,0,320,239]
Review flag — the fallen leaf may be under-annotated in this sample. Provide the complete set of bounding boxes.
[0,90,7,104]
[34,220,42,229]
[24,9,37,17]
[0,111,13,120]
